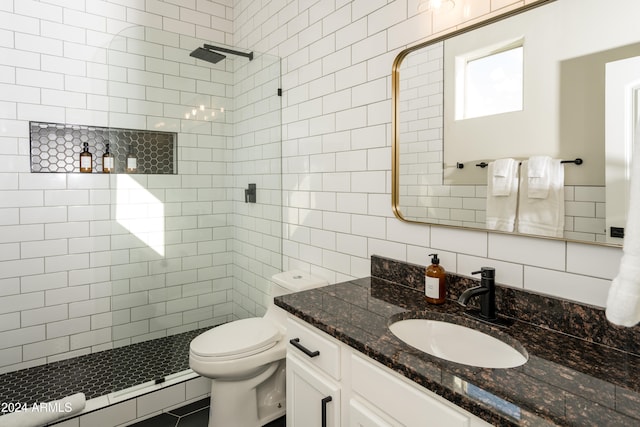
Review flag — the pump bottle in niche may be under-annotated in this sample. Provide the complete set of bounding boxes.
[79,142,93,173]
[102,143,114,173]
[425,253,446,304]
[126,144,137,173]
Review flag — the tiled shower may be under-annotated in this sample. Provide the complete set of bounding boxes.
[0,0,282,400]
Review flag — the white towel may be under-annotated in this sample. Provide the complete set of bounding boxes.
[491,158,518,196]
[0,393,86,427]
[606,133,640,326]
[527,155,552,199]
[486,159,519,232]
[517,159,564,237]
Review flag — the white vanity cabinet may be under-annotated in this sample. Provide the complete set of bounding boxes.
[347,397,395,427]
[287,354,341,427]
[286,317,342,427]
[286,316,493,427]
[349,353,491,427]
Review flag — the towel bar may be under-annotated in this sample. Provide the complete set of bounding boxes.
[474,158,583,168]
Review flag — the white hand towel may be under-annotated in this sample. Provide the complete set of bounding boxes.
[527,155,552,199]
[0,393,86,427]
[491,158,517,196]
[486,159,519,232]
[517,159,564,237]
[606,132,640,326]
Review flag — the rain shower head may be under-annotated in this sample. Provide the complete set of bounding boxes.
[190,44,253,64]
[190,47,226,64]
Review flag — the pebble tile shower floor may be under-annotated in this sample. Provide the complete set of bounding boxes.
[0,328,208,406]
[0,327,287,426]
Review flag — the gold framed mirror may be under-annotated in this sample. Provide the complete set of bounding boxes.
[392,0,640,247]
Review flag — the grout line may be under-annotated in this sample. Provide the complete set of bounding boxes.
[177,406,209,420]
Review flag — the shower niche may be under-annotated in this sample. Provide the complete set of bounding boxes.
[29,121,177,174]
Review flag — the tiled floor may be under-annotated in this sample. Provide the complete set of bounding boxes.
[0,325,288,427]
[0,327,209,405]
[128,397,286,427]
[128,398,210,427]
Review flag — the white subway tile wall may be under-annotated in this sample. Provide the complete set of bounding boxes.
[0,0,622,377]
[0,0,283,375]
[232,0,616,306]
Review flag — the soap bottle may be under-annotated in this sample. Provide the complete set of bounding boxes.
[102,143,114,173]
[425,253,446,304]
[126,144,137,173]
[79,142,92,173]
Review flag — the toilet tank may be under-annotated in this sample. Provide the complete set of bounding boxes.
[270,270,328,297]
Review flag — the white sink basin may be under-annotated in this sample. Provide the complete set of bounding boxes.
[389,319,527,369]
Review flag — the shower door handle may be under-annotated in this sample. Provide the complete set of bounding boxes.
[321,396,332,427]
[289,338,319,358]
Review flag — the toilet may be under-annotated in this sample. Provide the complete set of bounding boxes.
[189,270,328,427]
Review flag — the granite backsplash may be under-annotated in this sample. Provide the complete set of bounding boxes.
[371,255,640,357]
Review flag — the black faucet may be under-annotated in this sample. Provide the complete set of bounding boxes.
[458,267,496,321]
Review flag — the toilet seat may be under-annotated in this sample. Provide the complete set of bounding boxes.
[190,318,281,361]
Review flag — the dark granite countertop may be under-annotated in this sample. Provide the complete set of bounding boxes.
[275,265,640,426]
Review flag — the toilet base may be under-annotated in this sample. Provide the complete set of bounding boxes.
[207,360,286,427]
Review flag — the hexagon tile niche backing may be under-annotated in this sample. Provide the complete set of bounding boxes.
[29,121,177,174]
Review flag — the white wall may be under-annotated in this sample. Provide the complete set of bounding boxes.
[232,0,622,308]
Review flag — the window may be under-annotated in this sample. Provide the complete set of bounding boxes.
[455,41,524,120]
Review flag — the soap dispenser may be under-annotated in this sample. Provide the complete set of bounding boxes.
[126,144,137,173]
[425,253,446,304]
[79,142,93,173]
[102,143,114,173]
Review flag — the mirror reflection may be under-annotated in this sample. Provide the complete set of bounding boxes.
[393,0,640,246]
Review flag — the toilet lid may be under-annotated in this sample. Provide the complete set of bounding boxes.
[190,318,280,358]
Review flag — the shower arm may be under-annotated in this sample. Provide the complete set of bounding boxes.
[203,44,254,61]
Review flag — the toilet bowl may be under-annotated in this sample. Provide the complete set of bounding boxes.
[189,270,328,427]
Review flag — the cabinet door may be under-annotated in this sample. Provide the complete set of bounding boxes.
[348,398,395,427]
[287,353,341,427]
[351,354,471,427]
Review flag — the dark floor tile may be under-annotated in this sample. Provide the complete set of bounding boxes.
[130,412,179,427]
[177,407,209,427]
[0,327,210,405]
[168,397,210,417]
[264,416,286,427]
